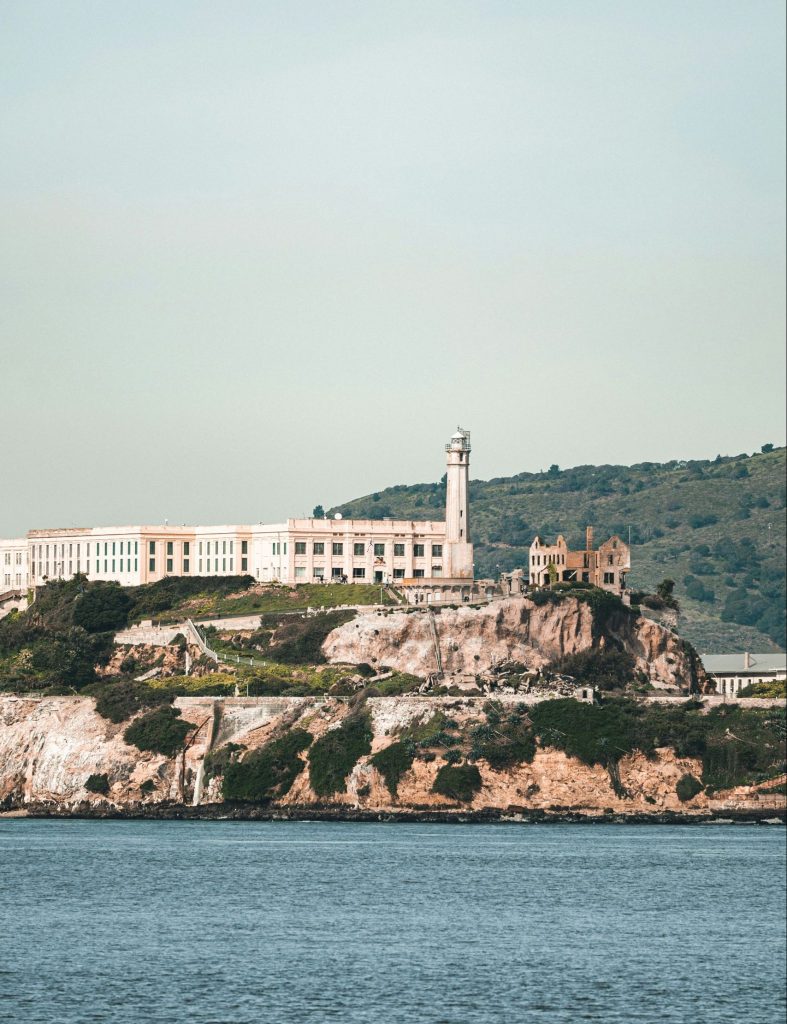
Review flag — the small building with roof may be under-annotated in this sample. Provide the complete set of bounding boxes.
[700,652,786,697]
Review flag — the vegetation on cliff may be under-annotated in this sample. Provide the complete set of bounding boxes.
[84,773,110,795]
[370,741,416,796]
[123,706,194,757]
[529,697,786,793]
[432,764,483,802]
[330,445,787,651]
[222,730,313,803]
[308,708,373,797]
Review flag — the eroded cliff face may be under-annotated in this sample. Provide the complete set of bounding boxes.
[2,694,782,821]
[322,597,703,690]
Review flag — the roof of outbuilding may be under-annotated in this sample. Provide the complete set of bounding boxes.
[701,653,787,675]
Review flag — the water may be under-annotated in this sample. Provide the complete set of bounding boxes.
[0,820,784,1024]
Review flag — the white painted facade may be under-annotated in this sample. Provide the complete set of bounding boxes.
[0,537,28,592]
[1,429,472,591]
[701,652,786,697]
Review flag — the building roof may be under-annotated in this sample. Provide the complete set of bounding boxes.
[701,653,787,675]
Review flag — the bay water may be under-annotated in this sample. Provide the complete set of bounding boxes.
[0,820,784,1023]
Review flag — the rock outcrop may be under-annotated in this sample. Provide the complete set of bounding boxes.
[2,694,783,822]
[322,597,704,690]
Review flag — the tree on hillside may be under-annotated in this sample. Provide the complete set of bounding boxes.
[761,443,774,453]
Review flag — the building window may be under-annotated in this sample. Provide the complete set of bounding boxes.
[353,543,365,556]
[373,543,385,557]
[149,558,155,571]
[332,543,343,555]
[313,567,324,578]
[295,567,306,578]
[414,544,425,557]
[394,544,405,556]
[603,572,615,584]
[414,569,425,578]
[393,568,405,578]
[241,557,248,572]
[295,542,307,555]
[432,545,443,557]
[432,567,442,577]
[332,567,343,577]
[222,558,226,571]
[167,558,173,573]
[241,541,248,554]
[184,542,190,556]
[166,542,173,556]
[313,543,325,555]
[184,559,190,573]
[199,559,203,572]
[352,567,366,578]
[149,541,155,555]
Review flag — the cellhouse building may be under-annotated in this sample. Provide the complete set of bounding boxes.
[0,428,475,597]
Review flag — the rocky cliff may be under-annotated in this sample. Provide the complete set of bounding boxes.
[322,596,704,691]
[2,694,783,822]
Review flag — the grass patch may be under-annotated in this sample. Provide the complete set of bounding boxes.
[308,709,373,797]
[222,730,313,802]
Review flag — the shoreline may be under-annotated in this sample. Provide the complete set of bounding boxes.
[3,802,785,826]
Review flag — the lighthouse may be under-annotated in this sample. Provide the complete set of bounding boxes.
[444,427,473,579]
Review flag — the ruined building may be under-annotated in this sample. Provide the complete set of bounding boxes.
[529,527,630,594]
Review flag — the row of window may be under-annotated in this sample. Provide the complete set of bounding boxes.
[293,542,442,557]
[2,552,24,565]
[532,553,565,566]
[293,566,441,579]
[33,540,140,562]
[2,573,23,587]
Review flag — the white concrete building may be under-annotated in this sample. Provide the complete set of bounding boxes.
[701,652,786,697]
[0,537,28,592]
[1,428,474,592]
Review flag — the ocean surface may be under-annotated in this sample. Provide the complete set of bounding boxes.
[0,820,784,1024]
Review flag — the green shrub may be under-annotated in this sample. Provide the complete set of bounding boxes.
[530,698,640,767]
[738,679,787,698]
[85,773,110,795]
[93,679,174,723]
[432,763,482,802]
[309,710,373,797]
[123,706,193,757]
[204,742,246,781]
[370,740,415,796]
[128,575,254,621]
[270,610,355,664]
[72,584,133,633]
[552,649,636,691]
[222,730,312,802]
[676,773,704,802]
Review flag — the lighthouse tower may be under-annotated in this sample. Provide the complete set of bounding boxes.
[444,427,473,579]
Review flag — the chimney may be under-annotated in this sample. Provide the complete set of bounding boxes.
[743,652,751,669]
[585,526,594,551]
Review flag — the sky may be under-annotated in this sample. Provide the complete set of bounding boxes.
[1,0,785,536]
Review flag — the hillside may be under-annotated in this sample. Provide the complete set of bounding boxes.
[329,446,787,654]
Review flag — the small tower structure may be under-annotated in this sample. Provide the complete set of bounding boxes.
[444,427,473,579]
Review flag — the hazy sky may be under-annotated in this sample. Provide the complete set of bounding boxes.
[1,1,785,536]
